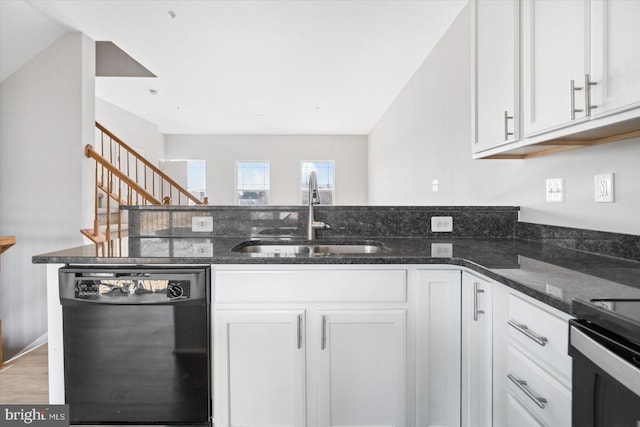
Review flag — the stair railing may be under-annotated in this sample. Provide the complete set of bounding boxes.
[82,122,208,243]
[94,122,206,206]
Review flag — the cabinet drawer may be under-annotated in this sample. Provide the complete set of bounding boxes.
[507,294,571,385]
[507,346,571,427]
[507,394,543,427]
[215,268,407,303]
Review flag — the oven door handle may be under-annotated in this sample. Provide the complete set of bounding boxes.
[570,325,640,396]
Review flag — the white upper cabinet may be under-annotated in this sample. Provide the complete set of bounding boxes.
[522,0,590,137]
[472,0,520,153]
[474,0,640,159]
[590,0,640,117]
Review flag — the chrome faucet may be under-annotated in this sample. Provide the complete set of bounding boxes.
[307,171,330,240]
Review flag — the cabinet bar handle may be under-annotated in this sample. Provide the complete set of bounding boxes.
[508,320,548,346]
[473,282,485,321]
[570,79,583,120]
[321,315,326,350]
[504,111,514,141]
[297,314,302,350]
[507,373,547,409]
[585,73,598,117]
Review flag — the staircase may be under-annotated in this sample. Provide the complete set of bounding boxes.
[82,122,207,243]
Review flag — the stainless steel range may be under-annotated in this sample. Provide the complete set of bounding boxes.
[570,298,640,426]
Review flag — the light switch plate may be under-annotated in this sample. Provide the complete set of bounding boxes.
[546,178,564,202]
[594,173,614,203]
[192,216,213,232]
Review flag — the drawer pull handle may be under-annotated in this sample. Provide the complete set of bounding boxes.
[507,373,547,409]
[508,320,548,346]
[504,111,514,141]
[570,79,583,120]
[473,282,485,321]
[297,314,302,350]
[584,73,598,117]
[321,315,327,350]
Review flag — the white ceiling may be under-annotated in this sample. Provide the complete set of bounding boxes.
[1,0,467,135]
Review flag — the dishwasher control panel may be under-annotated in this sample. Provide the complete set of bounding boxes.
[59,266,209,304]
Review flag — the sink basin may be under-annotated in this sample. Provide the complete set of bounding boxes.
[231,240,387,255]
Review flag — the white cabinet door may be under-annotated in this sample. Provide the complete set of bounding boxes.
[315,310,406,427]
[461,272,493,427]
[523,0,590,136]
[215,310,306,427]
[590,0,640,117]
[473,0,520,152]
[415,270,461,427]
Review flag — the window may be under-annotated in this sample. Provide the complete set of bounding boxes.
[187,160,206,204]
[237,161,270,205]
[301,161,334,205]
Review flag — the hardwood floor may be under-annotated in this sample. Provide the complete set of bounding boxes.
[0,344,48,404]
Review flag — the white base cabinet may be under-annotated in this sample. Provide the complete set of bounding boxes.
[213,266,410,427]
[461,272,493,427]
[316,310,406,427]
[415,270,462,427]
[215,310,306,427]
[212,265,573,427]
[492,282,573,427]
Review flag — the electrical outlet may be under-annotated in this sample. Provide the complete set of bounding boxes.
[432,179,439,192]
[594,173,614,203]
[431,243,453,257]
[193,243,213,257]
[545,178,564,202]
[431,216,453,232]
[545,283,564,299]
[192,216,213,232]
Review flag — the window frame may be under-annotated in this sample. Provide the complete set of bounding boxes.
[235,160,271,205]
[300,160,335,205]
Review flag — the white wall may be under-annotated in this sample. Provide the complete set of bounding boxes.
[95,98,165,166]
[165,134,368,205]
[368,5,640,235]
[0,32,95,360]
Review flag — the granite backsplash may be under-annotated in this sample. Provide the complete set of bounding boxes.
[123,205,639,262]
[516,222,640,262]
[125,205,520,239]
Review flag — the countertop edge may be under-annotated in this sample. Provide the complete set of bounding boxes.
[32,253,572,314]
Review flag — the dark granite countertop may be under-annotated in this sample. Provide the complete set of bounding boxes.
[33,236,640,314]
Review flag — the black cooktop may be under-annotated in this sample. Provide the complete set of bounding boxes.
[573,298,640,347]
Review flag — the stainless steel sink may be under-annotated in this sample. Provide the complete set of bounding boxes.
[231,240,387,255]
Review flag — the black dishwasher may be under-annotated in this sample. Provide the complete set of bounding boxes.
[59,266,211,426]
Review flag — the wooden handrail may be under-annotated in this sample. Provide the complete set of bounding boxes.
[95,121,203,205]
[0,235,16,255]
[85,145,162,205]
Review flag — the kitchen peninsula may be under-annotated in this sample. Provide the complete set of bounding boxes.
[34,205,640,427]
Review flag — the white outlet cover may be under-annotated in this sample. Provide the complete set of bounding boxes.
[193,243,213,257]
[431,179,439,192]
[192,216,213,232]
[431,243,453,257]
[594,173,614,203]
[545,178,564,202]
[431,216,453,232]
